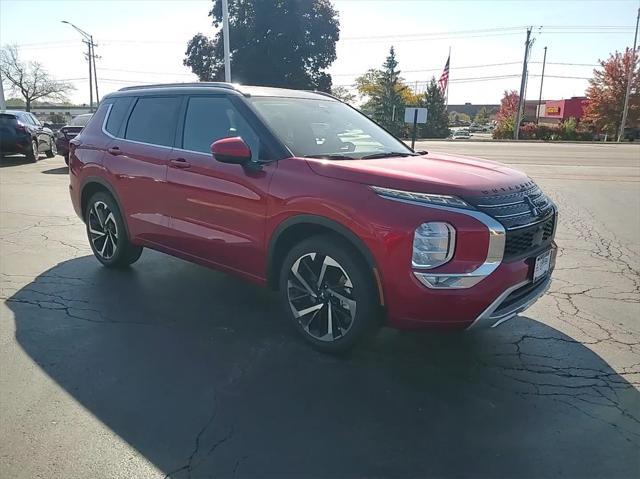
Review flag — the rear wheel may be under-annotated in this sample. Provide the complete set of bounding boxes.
[280,235,380,353]
[85,191,143,268]
[27,139,38,162]
[45,140,57,158]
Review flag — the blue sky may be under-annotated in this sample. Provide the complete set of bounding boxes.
[1,0,637,105]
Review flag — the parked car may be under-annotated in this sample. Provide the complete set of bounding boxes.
[69,83,557,352]
[452,128,471,139]
[0,110,56,161]
[56,113,93,165]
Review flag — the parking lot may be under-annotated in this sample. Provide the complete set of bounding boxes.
[1,142,639,478]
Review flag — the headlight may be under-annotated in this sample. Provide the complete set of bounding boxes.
[371,186,470,208]
[412,222,455,268]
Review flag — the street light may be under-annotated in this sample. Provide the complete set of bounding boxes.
[62,20,99,111]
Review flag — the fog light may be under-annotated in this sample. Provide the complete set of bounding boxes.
[412,222,455,269]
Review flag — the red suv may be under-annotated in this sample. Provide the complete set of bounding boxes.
[69,83,557,352]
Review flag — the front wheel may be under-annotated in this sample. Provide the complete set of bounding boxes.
[85,191,143,268]
[280,235,380,353]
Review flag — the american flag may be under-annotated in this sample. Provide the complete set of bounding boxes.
[438,55,450,93]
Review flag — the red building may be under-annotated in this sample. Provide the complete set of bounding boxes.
[538,97,588,124]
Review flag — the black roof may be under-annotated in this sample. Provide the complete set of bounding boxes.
[106,82,336,101]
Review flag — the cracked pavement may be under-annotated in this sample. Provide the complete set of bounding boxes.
[1,144,639,478]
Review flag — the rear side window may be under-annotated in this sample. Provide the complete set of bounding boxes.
[125,96,180,147]
[0,114,17,125]
[105,97,133,137]
[182,96,260,158]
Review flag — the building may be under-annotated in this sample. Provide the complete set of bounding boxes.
[5,104,93,121]
[537,97,588,125]
[447,103,499,120]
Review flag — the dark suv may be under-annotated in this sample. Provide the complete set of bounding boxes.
[0,110,56,161]
[69,83,557,352]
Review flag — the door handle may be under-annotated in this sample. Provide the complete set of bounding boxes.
[108,146,122,156]
[170,158,191,168]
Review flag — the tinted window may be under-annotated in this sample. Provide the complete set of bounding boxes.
[182,96,260,158]
[105,98,133,137]
[18,113,34,125]
[125,96,180,147]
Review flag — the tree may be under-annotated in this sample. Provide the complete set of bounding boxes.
[449,111,471,125]
[184,0,340,92]
[584,48,639,136]
[330,86,356,104]
[418,78,449,138]
[355,47,406,135]
[493,90,519,138]
[0,45,73,111]
[474,106,490,124]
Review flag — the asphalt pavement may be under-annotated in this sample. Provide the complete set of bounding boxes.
[1,143,639,478]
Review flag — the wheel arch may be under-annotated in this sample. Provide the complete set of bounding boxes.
[80,177,131,239]
[267,214,384,305]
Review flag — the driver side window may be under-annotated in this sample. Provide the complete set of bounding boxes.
[182,96,260,160]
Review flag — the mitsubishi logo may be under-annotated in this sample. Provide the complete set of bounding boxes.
[524,195,541,216]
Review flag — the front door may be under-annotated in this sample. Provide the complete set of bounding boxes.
[165,95,275,281]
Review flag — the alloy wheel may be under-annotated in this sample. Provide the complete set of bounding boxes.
[32,140,38,159]
[287,253,357,342]
[88,201,119,260]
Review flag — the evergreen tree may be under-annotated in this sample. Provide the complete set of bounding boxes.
[356,47,406,135]
[419,78,450,138]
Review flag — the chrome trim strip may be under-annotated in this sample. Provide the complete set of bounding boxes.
[507,212,555,230]
[376,195,505,289]
[467,275,552,330]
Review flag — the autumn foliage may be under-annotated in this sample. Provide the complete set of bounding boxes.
[584,48,639,136]
[492,90,520,138]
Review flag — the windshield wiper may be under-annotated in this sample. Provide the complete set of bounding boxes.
[360,152,419,159]
[304,154,356,160]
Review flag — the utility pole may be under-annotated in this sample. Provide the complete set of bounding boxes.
[62,21,97,111]
[91,36,99,104]
[618,7,639,142]
[514,27,532,140]
[85,39,93,112]
[222,0,231,82]
[0,71,6,110]
[536,46,547,124]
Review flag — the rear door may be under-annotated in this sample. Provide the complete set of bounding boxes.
[164,95,276,280]
[103,95,182,245]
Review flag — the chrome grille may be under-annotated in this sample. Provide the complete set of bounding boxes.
[465,183,557,260]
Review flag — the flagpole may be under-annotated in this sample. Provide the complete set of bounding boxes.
[445,46,451,108]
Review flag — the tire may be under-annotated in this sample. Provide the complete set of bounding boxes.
[45,139,57,158]
[85,191,143,268]
[279,234,380,353]
[27,139,38,162]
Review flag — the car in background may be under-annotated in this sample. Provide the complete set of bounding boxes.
[451,128,471,139]
[0,110,56,162]
[56,113,93,164]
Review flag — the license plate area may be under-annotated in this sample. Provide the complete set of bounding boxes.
[533,249,552,282]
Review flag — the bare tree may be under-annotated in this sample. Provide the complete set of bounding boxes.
[0,45,74,111]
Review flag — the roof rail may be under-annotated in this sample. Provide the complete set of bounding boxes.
[118,82,239,92]
[307,90,340,101]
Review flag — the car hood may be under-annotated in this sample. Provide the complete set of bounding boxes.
[304,151,531,197]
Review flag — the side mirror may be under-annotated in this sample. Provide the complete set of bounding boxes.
[210,137,251,165]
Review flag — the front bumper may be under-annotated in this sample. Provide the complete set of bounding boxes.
[466,273,553,329]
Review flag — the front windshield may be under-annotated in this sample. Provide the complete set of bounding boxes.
[248,96,413,159]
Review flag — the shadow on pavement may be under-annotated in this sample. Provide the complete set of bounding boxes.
[0,154,32,167]
[41,166,69,175]
[6,252,640,478]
